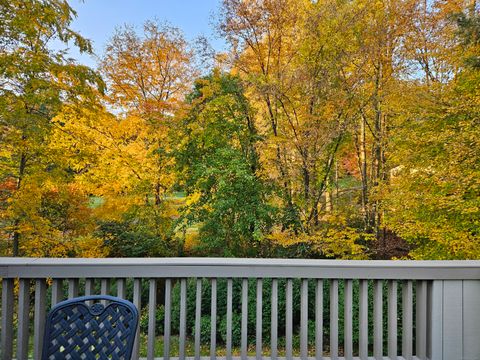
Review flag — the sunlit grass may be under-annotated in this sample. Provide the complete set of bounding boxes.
[138,334,329,357]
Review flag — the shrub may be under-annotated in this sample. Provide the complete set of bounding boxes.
[163,277,406,348]
[192,315,212,343]
[219,312,242,346]
[140,304,165,334]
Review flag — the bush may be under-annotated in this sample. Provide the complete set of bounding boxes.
[169,278,324,344]
[218,312,242,346]
[192,315,212,343]
[164,278,405,348]
[140,304,165,334]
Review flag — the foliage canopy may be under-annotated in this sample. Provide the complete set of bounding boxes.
[0,0,478,260]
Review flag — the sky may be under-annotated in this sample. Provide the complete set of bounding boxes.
[65,0,226,68]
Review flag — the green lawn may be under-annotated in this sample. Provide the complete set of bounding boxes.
[138,335,327,357]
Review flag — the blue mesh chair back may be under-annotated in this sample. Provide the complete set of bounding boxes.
[42,295,139,360]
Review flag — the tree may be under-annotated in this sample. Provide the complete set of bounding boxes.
[0,0,104,256]
[381,8,480,259]
[2,0,477,260]
[49,105,180,257]
[175,71,275,256]
[219,0,354,233]
[99,20,195,207]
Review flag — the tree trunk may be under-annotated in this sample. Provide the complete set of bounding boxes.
[359,113,369,230]
[325,176,333,213]
[12,151,27,257]
[264,94,293,211]
[372,60,390,254]
[154,182,162,206]
[302,160,310,203]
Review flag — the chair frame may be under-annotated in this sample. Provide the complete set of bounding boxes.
[41,295,139,360]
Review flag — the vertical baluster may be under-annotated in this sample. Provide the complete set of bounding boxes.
[226,278,233,360]
[17,278,30,360]
[359,280,368,360]
[256,278,263,360]
[164,279,172,360]
[101,278,110,295]
[1,278,14,360]
[84,278,94,306]
[300,279,308,360]
[388,280,398,360]
[68,278,79,298]
[33,279,46,359]
[147,279,157,360]
[429,281,443,360]
[315,279,323,360]
[179,278,187,360]
[374,280,383,360]
[210,278,217,360]
[402,280,413,360]
[241,278,248,360]
[117,278,126,298]
[330,279,339,360]
[51,278,64,306]
[132,278,142,360]
[195,278,202,360]
[416,280,427,359]
[286,278,293,360]
[344,279,353,360]
[271,279,278,360]
[101,278,110,305]
[85,278,94,296]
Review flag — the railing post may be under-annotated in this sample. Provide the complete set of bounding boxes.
[462,280,480,360]
[428,280,480,360]
[441,280,462,360]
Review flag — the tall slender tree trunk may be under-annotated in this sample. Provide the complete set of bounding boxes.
[154,182,162,206]
[359,113,369,230]
[264,94,294,217]
[12,220,20,257]
[12,151,27,257]
[302,156,310,202]
[325,176,333,213]
[334,160,339,208]
[372,60,384,249]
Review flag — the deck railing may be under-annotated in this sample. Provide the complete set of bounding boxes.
[1,258,480,360]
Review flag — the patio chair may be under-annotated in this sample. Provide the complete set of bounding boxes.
[42,295,139,360]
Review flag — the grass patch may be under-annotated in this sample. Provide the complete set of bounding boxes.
[138,335,327,357]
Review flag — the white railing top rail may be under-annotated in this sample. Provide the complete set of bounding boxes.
[1,257,480,279]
